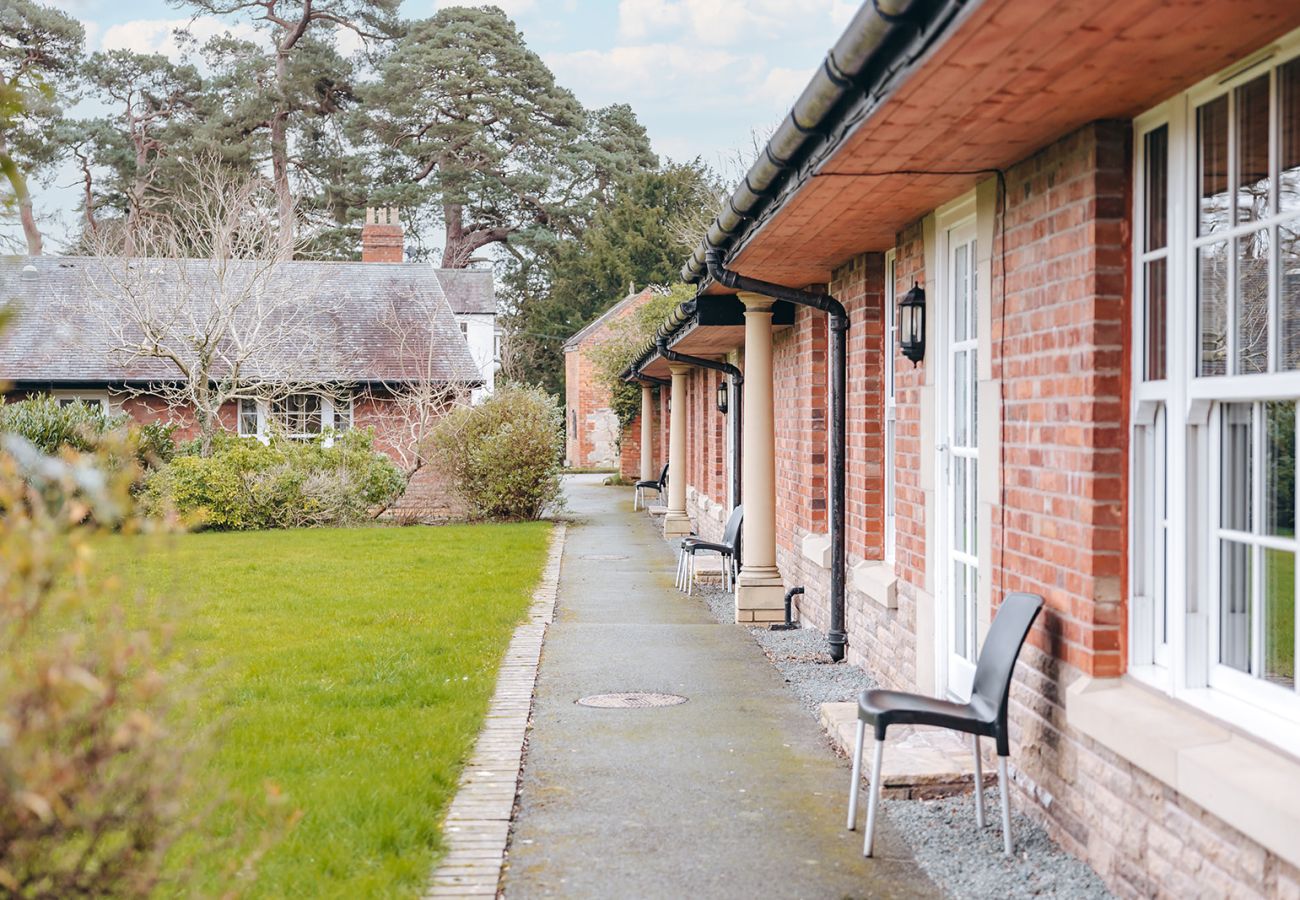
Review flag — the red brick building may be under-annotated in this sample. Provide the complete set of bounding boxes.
[620,1,1300,894]
[563,286,660,476]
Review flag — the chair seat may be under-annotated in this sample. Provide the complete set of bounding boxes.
[857,689,994,740]
[635,480,662,490]
[682,539,731,554]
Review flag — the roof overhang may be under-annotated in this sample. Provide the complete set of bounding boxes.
[625,296,795,380]
[693,0,1300,288]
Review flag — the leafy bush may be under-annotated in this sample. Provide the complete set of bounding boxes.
[0,431,184,895]
[585,286,688,429]
[0,395,125,453]
[142,430,406,530]
[431,384,563,520]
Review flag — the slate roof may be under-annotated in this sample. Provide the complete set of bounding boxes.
[0,256,483,386]
[434,267,496,315]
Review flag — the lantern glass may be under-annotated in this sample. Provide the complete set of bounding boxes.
[716,381,728,414]
[899,282,926,365]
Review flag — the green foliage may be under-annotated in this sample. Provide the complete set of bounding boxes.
[94,521,551,895]
[503,161,721,395]
[0,394,124,453]
[0,421,200,896]
[431,383,563,520]
[360,5,655,266]
[586,285,692,430]
[142,430,405,530]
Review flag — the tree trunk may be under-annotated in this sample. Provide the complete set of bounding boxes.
[271,50,295,259]
[0,136,42,256]
[442,202,465,268]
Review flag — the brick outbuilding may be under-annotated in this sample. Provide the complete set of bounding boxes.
[563,286,660,477]
[619,1,1300,894]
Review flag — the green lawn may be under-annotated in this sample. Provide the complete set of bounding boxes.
[93,523,551,898]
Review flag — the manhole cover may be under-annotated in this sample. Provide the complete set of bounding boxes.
[581,554,629,561]
[576,691,688,708]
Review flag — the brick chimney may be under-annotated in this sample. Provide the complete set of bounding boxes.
[361,206,404,262]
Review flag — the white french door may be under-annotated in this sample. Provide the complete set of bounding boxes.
[938,215,980,699]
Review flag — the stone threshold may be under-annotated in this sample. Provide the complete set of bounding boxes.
[819,702,994,800]
[424,523,567,900]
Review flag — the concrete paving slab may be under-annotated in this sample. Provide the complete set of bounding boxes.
[503,475,936,899]
[820,703,994,800]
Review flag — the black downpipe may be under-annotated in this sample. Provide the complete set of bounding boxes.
[771,586,803,632]
[655,338,743,507]
[706,250,849,663]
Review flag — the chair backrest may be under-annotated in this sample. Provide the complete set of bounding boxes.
[658,463,669,488]
[721,505,744,547]
[970,592,1043,724]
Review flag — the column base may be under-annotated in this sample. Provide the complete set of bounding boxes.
[662,512,692,537]
[735,566,786,615]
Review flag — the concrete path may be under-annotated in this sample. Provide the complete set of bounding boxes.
[503,475,935,899]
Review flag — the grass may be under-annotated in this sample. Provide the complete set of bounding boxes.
[92,523,552,898]
[1266,546,1296,685]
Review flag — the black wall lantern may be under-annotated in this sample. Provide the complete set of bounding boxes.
[716,380,729,414]
[899,281,926,366]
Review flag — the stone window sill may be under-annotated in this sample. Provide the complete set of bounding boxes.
[801,533,831,568]
[852,561,897,609]
[1067,676,1300,868]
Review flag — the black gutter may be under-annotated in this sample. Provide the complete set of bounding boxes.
[629,371,671,388]
[681,0,967,284]
[655,337,743,507]
[707,250,849,663]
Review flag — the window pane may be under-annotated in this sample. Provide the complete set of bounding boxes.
[954,242,969,342]
[1282,59,1300,219]
[1236,229,1270,374]
[970,239,978,340]
[1199,241,1229,376]
[239,399,257,436]
[971,350,979,446]
[969,457,978,555]
[1284,219,1300,370]
[1236,75,1271,224]
[953,451,967,551]
[1146,257,1168,380]
[1145,125,1169,251]
[1198,94,1230,236]
[1263,548,1295,689]
[1221,402,1253,532]
[335,398,352,432]
[954,350,967,446]
[953,562,968,659]
[1266,401,1295,538]
[1219,539,1252,672]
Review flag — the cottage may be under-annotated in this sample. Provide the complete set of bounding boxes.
[616,0,1300,894]
[0,216,494,520]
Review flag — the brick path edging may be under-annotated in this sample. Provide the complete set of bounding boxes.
[424,522,567,899]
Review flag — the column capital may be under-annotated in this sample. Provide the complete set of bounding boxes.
[668,363,694,377]
[737,291,776,313]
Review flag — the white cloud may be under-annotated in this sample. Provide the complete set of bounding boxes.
[616,0,851,47]
[546,43,765,109]
[750,64,815,109]
[99,16,261,60]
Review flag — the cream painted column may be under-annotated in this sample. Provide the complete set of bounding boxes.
[662,365,692,536]
[640,384,655,482]
[735,292,785,619]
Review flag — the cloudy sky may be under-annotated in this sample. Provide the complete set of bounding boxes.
[25,0,860,250]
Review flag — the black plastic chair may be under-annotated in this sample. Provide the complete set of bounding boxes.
[634,463,669,511]
[847,592,1043,857]
[676,505,743,595]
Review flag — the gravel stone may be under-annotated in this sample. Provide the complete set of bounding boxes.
[688,582,1112,899]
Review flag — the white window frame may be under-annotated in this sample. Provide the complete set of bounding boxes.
[51,390,112,414]
[1131,28,1300,741]
[884,249,898,565]
[239,393,352,445]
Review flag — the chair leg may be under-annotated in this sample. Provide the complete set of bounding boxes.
[676,548,685,590]
[863,738,884,857]
[998,755,1013,856]
[972,735,985,828]
[847,718,866,830]
[687,552,695,596]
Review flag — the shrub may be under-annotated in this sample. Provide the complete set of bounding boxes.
[142,430,406,530]
[0,395,125,453]
[0,431,183,896]
[431,384,563,520]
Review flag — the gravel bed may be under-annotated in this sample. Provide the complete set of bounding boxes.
[688,580,1112,900]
